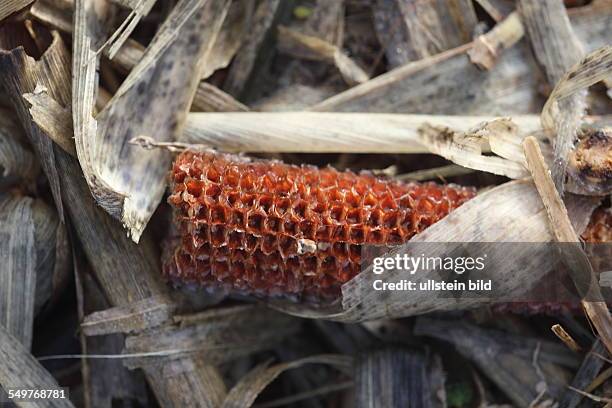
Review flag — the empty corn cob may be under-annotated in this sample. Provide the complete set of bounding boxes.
[164,150,475,301]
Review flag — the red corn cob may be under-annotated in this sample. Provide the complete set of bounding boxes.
[163,150,475,301]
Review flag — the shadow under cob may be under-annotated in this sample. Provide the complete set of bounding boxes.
[163,150,476,302]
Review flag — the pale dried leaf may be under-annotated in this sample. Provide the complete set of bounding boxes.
[221,355,353,408]
[182,112,542,153]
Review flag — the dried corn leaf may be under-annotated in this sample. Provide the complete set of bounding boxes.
[302,0,344,46]
[519,0,586,194]
[354,349,439,408]
[143,357,227,408]
[74,0,231,242]
[541,46,612,195]
[123,306,301,369]
[221,355,353,408]
[192,82,249,112]
[0,193,36,348]
[200,0,254,80]
[75,259,149,408]
[277,25,369,86]
[0,30,69,218]
[0,325,75,408]
[0,22,167,307]
[29,0,73,32]
[24,87,75,156]
[81,295,176,336]
[223,0,281,98]
[312,5,611,114]
[414,318,576,407]
[0,21,227,408]
[0,0,34,21]
[102,0,156,59]
[31,196,70,316]
[0,109,38,188]
[30,0,248,114]
[311,42,542,114]
[373,0,478,68]
[182,112,542,153]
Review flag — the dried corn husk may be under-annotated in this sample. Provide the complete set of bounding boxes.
[73,0,231,242]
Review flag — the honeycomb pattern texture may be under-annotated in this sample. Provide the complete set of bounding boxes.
[164,150,476,301]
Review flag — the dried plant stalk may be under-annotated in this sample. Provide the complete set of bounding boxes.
[81,295,176,336]
[468,11,524,70]
[522,136,612,354]
[277,25,368,86]
[182,112,542,153]
[418,119,529,179]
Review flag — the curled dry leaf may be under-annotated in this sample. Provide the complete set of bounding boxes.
[73,0,232,242]
[221,354,353,408]
[417,119,530,179]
